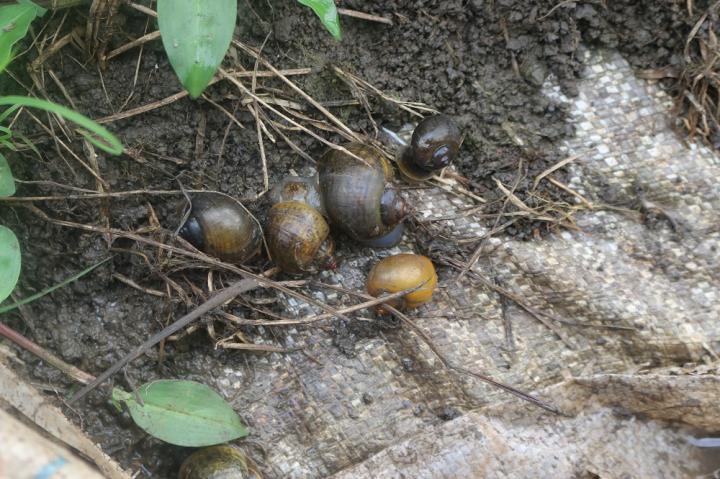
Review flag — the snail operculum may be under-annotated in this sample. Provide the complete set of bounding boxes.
[178,215,204,250]
[179,193,262,264]
[380,189,409,227]
[398,114,462,181]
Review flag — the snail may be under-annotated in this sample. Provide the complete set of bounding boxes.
[397,114,462,182]
[318,143,409,247]
[178,193,262,264]
[266,200,336,275]
[366,254,438,313]
[178,445,259,479]
[267,174,325,216]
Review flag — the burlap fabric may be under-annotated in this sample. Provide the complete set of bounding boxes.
[216,49,720,478]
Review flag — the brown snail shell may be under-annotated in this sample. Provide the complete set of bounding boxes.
[266,201,336,275]
[178,445,258,479]
[267,175,325,216]
[178,193,262,264]
[398,114,462,182]
[366,254,438,313]
[318,143,408,247]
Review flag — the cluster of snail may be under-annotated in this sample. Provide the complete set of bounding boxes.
[177,115,460,312]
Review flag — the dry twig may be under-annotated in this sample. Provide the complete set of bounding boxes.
[337,8,393,25]
[68,275,269,403]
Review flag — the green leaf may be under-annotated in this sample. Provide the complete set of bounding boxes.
[0,1,46,73]
[0,125,12,143]
[0,153,14,196]
[113,380,248,447]
[0,96,122,155]
[298,0,342,41]
[157,0,237,99]
[0,256,111,313]
[0,104,21,123]
[0,225,20,304]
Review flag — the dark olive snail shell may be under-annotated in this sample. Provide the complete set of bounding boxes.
[179,193,262,264]
[178,445,258,479]
[398,114,462,182]
[266,201,336,275]
[366,254,438,314]
[318,143,409,248]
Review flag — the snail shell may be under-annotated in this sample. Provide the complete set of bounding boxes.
[178,193,262,264]
[178,445,258,479]
[266,201,336,275]
[366,254,438,313]
[267,175,325,216]
[318,143,408,247]
[398,114,462,181]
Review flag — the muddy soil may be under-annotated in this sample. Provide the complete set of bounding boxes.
[1,0,715,477]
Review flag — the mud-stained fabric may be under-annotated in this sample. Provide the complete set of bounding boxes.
[329,367,720,478]
[210,49,720,478]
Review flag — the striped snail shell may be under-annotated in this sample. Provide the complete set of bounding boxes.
[318,143,408,248]
[178,193,262,264]
[266,200,336,275]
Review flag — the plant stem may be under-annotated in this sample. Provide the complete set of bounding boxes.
[0,322,95,385]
